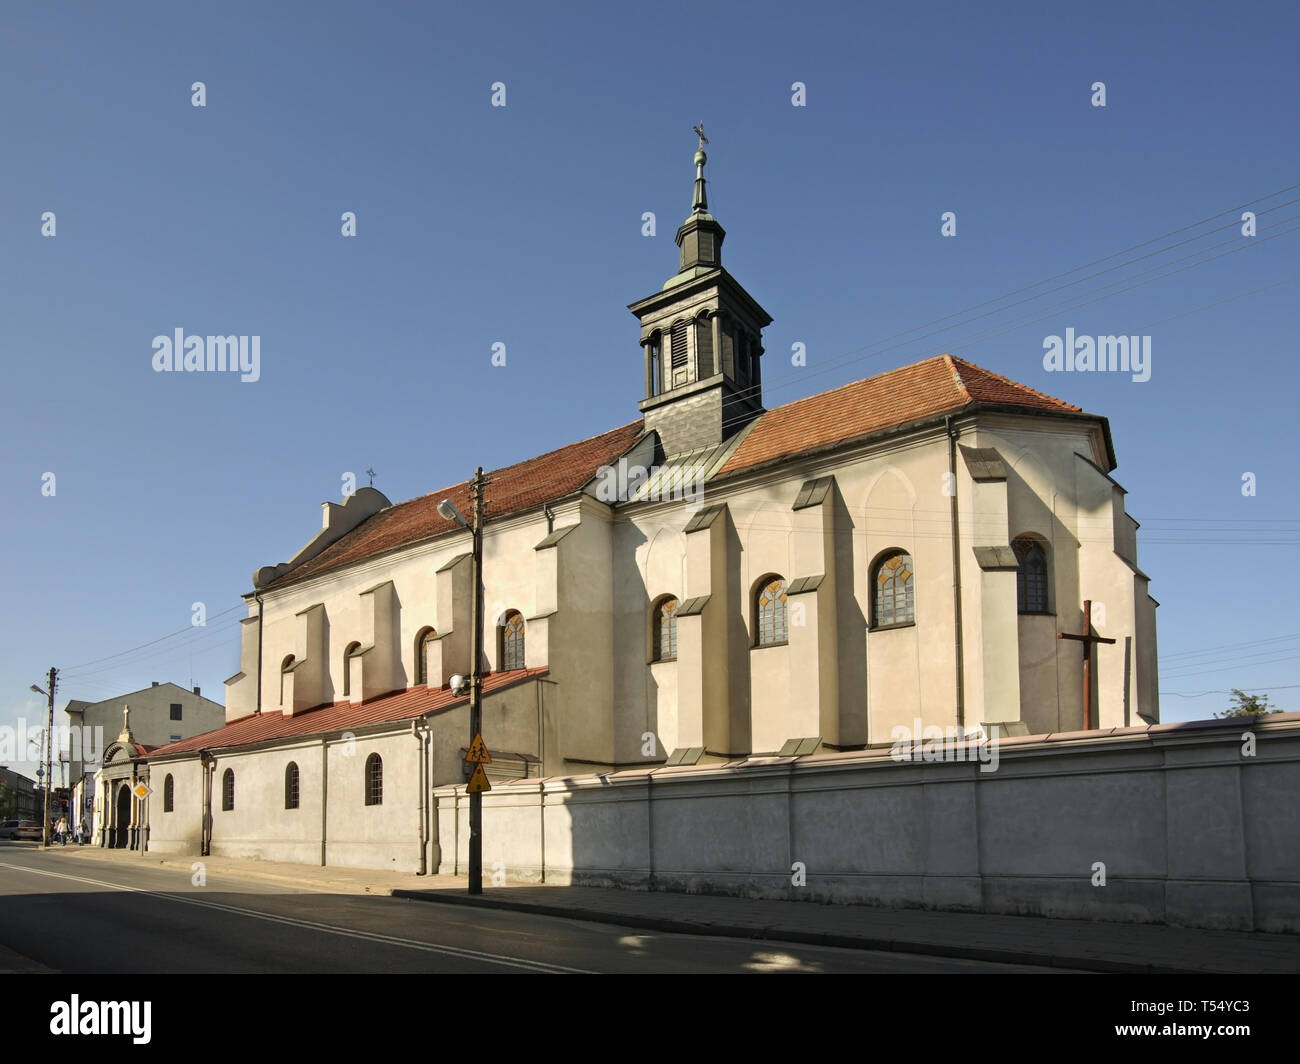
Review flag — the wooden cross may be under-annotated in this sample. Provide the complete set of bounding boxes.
[1058,599,1116,731]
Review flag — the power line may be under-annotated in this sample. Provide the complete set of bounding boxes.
[707,180,1300,421]
[1160,684,1300,698]
[60,604,245,675]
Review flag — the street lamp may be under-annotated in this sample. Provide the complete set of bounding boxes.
[437,500,467,526]
[439,472,487,895]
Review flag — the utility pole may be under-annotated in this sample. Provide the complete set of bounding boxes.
[467,467,488,895]
[33,668,56,847]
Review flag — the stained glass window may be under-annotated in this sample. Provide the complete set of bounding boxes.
[501,611,525,671]
[873,552,915,627]
[757,577,789,646]
[654,598,678,661]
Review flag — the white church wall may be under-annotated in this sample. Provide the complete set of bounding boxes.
[436,717,1300,933]
[627,522,687,758]
[324,731,421,872]
[551,506,618,766]
[147,758,205,855]
[860,463,930,739]
[737,490,796,753]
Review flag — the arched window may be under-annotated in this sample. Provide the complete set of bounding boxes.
[695,311,714,376]
[1013,536,1050,613]
[652,597,679,662]
[648,332,663,396]
[285,762,300,810]
[342,641,362,697]
[872,551,915,628]
[414,626,436,686]
[755,576,789,646]
[221,768,234,811]
[364,753,383,806]
[500,611,525,671]
[163,774,174,813]
[279,654,295,704]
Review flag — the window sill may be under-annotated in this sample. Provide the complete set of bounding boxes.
[752,640,789,650]
[1018,610,1056,617]
[649,656,678,665]
[869,622,915,633]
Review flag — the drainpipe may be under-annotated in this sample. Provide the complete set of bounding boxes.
[412,720,426,875]
[199,751,213,857]
[320,737,328,867]
[254,591,265,715]
[544,504,555,535]
[946,416,966,729]
[535,680,544,778]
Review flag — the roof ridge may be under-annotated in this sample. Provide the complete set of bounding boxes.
[375,419,646,517]
[948,354,1080,412]
[943,353,975,403]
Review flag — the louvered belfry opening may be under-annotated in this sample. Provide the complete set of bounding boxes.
[670,319,689,385]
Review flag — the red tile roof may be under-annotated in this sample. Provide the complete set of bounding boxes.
[718,354,1082,477]
[266,422,644,590]
[147,668,549,757]
[260,357,1087,590]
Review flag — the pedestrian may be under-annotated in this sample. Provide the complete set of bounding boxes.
[55,815,68,845]
[78,819,88,845]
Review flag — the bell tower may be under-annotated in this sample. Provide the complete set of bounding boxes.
[628,126,772,457]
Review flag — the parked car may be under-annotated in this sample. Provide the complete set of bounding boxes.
[0,820,42,841]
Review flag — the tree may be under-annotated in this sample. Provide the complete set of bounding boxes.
[1216,689,1283,719]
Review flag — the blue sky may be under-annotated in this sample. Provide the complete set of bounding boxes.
[2,0,1298,778]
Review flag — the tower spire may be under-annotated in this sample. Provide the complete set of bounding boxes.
[691,123,709,213]
[669,124,724,278]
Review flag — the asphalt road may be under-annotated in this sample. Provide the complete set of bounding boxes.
[0,843,1064,974]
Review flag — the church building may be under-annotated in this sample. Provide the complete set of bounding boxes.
[142,141,1159,871]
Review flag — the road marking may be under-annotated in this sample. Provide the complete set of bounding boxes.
[0,861,590,974]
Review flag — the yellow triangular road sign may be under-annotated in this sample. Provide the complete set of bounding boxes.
[466,763,491,794]
[465,733,492,763]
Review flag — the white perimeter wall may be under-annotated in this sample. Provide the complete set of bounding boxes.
[435,717,1300,933]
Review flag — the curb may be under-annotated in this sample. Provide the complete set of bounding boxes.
[392,889,1203,974]
[41,847,401,897]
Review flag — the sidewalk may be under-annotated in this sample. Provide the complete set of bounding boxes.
[394,880,1300,975]
[40,843,417,896]
[44,846,1299,974]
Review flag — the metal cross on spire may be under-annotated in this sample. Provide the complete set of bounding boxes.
[693,122,708,149]
[366,467,376,487]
